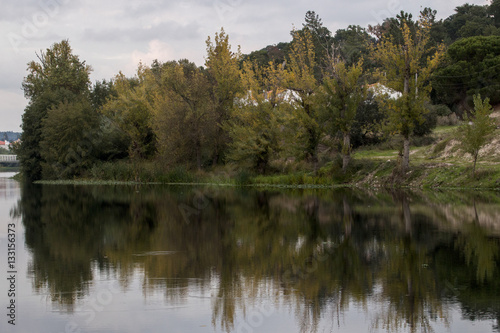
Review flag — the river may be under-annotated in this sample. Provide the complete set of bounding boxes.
[1,174,499,332]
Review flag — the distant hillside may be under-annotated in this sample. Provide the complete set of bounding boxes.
[0,132,21,142]
[242,42,290,67]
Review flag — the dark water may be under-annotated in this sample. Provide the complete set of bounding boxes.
[1,174,500,333]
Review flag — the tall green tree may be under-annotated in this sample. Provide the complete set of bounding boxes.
[19,39,92,181]
[433,36,500,110]
[443,3,499,42]
[300,10,334,78]
[89,80,130,162]
[332,25,375,69]
[369,11,418,44]
[373,15,444,173]
[285,28,322,171]
[225,61,287,173]
[205,28,243,165]
[152,60,216,169]
[321,59,366,172]
[242,43,289,68]
[489,0,500,28]
[40,98,99,179]
[456,94,497,178]
[101,65,156,174]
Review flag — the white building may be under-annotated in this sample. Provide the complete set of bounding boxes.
[368,83,402,100]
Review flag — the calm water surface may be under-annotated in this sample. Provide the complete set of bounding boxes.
[1,173,499,332]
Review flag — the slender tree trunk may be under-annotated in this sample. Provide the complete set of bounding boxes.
[473,152,478,178]
[404,45,410,96]
[306,126,319,175]
[402,136,410,174]
[212,127,221,166]
[312,153,318,175]
[342,132,351,173]
[196,139,201,171]
[401,44,411,174]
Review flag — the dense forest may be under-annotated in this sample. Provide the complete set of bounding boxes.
[15,1,500,182]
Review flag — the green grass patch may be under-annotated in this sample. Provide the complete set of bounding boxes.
[419,164,500,189]
[430,137,451,157]
[433,125,459,135]
[353,149,398,160]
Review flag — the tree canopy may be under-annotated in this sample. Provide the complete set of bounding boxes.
[372,14,445,172]
[19,40,92,181]
[456,94,497,177]
[433,35,500,111]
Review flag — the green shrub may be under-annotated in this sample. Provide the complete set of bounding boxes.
[158,166,195,183]
[431,138,451,156]
[89,161,135,181]
[235,169,254,186]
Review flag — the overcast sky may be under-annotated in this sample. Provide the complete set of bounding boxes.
[0,0,489,131]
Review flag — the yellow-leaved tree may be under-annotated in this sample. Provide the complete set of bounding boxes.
[321,59,366,172]
[205,28,244,165]
[151,60,216,170]
[372,14,445,173]
[284,28,323,172]
[225,60,289,173]
[101,64,157,179]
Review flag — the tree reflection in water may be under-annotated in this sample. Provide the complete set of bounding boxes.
[14,183,500,332]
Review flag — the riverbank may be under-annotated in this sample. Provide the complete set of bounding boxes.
[33,160,500,190]
[32,124,500,189]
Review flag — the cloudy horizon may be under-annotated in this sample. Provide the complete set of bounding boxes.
[0,0,489,132]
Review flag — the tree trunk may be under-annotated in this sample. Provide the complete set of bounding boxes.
[403,45,410,95]
[212,133,220,166]
[196,140,201,171]
[472,152,478,178]
[402,136,410,174]
[401,44,411,175]
[312,153,318,175]
[342,132,351,173]
[306,126,319,175]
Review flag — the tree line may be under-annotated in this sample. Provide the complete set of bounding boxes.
[16,2,500,182]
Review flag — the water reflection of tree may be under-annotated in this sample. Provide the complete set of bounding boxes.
[17,184,164,310]
[15,184,500,332]
[455,199,499,283]
[373,191,448,333]
[218,191,379,333]
[16,184,95,310]
[450,198,500,332]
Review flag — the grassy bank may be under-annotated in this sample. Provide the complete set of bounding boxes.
[250,160,500,189]
[34,124,500,189]
[35,158,500,190]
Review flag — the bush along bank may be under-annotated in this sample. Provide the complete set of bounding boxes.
[31,157,500,190]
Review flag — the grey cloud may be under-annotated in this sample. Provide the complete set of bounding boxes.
[0,1,41,20]
[119,0,214,19]
[0,0,79,22]
[82,20,202,43]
